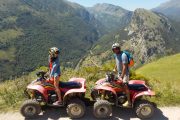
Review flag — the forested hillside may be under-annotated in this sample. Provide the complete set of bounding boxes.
[0,0,105,80]
[1,0,180,81]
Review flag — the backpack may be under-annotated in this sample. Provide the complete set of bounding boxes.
[122,50,134,67]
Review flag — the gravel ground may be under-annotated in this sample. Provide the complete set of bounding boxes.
[0,106,180,120]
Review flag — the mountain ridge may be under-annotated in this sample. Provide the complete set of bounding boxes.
[152,0,180,21]
[81,8,180,67]
[126,8,178,64]
[87,3,132,32]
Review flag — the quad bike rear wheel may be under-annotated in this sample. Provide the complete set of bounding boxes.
[135,100,155,119]
[93,100,112,119]
[66,98,86,119]
[20,99,41,118]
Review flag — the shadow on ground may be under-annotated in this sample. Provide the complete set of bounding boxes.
[25,107,169,120]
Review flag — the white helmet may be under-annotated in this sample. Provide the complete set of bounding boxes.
[49,47,60,57]
[112,43,120,50]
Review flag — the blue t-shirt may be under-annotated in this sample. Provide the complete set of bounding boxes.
[49,56,61,78]
[114,52,129,76]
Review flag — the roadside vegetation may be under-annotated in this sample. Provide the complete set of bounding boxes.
[0,54,180,111]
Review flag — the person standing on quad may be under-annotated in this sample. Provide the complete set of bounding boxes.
[112,43,131,107]
[48,47,62,106]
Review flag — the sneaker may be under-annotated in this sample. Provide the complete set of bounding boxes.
[53,101,63,106]
[122,101,132,108]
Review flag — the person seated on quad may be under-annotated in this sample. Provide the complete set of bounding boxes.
[112,43,132,107]
[48,47,62,106]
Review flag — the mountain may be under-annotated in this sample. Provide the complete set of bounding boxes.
[152,0,180,21]
[0,0,105,80]
[152,0,180,39]
[126,8,180,65]
[87,3,132,32]
[81,8,180,67]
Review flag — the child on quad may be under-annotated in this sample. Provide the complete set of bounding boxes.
[47,47,62,106]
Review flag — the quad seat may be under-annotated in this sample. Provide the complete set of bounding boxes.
[59,81,81,88]
[128,84,147,91]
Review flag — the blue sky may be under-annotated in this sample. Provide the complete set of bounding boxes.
[67,0,169,11]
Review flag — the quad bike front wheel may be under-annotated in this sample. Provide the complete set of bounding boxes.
[20,99,41,118]
[135,100,155,119]
[91,89,99,100]
[93,100,112,119]
[66,98,86,119]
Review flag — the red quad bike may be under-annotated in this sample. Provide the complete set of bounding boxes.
[20,71,87,119]
[91,72,156,119]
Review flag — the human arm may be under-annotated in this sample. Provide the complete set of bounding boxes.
[113,63,117,72]
[50,59,60,78]
[120,63,128,78]
[113,54,117,72]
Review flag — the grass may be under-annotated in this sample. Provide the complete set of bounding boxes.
[0,75,34,111]
[136,53,180,106]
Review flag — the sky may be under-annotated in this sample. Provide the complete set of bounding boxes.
[67,0,170,11]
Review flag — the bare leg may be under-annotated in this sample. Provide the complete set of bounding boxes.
[124,85,131,105]
[54,76,62,103]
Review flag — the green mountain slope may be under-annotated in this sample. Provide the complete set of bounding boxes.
[136,53,180,105]
[0,0,105,80]
[136,53,180,85]
[80,29,129,67]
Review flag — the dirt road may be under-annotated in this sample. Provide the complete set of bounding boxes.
[0,107,180,120]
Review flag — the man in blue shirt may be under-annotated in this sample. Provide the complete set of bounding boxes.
[49,47,62,106]
[112,43,131,107]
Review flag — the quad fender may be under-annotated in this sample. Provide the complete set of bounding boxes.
[69,78,86,89]
[63,78,86,103]
[27,84,49,101]
[92,85,118,105]
[68,77,86,82]
[93,85,117,97]
[63,89,86,103]
[95,78,106,85]
[132,90,155,104]
[129,80,145,85]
